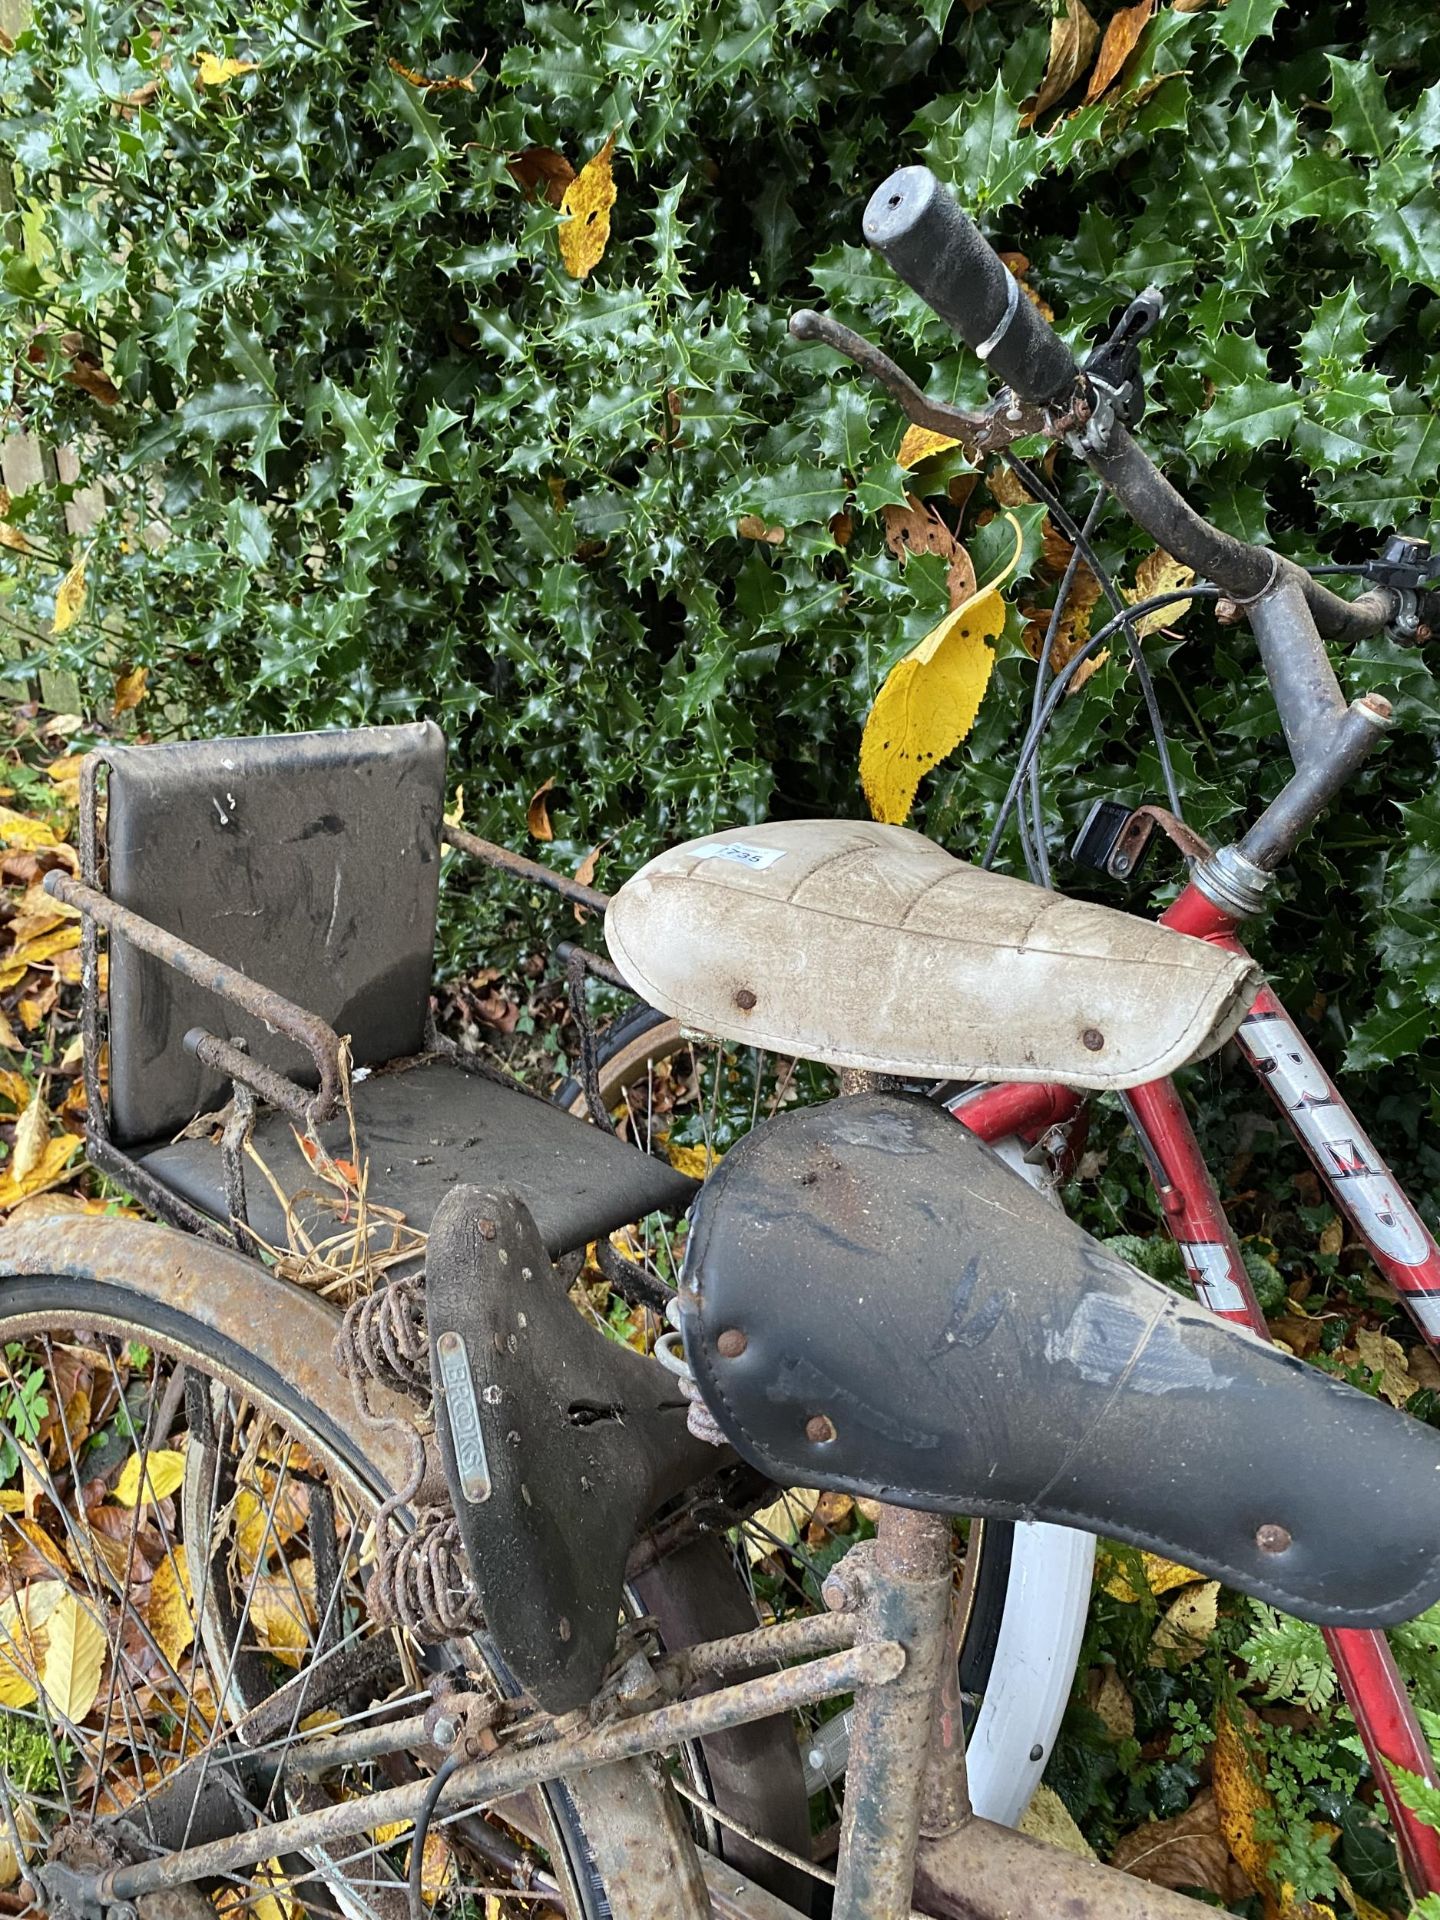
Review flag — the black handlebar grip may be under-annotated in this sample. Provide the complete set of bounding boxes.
[862,166,1077,406]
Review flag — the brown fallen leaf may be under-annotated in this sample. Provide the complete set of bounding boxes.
[508,145,577,207]
[574,846,601,889]
[829,509,854,547]
[113,664,147,714]
[1024,0,1101,124]
[998,250,1058,322]
[1348,1326,1413,1409]
[558,131,618,281]
[25,334,120,408]
[882,493,960,567]
[988,461,1036,509]
[1084,0,1156,103]
[737,514,785,545]
[526,776,556,841]
[1111,1788,1252,1903]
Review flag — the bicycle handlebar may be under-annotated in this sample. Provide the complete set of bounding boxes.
[862,167,1078,405]
[860,165,1396,648]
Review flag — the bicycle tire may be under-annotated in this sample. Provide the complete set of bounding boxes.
[0,1227,710,1920]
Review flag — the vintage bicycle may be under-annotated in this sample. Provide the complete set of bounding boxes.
[2,163,1440,1920]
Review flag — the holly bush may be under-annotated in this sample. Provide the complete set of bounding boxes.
[4,0,1440,1197]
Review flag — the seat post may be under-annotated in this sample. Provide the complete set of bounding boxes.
[831,1504,958,1920]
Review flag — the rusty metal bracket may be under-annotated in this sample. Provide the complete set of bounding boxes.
[443,823,610,915]
[44,872,344,1127]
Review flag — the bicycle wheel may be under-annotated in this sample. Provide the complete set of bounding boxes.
[0,1219,707,1920]
[556,1000,1093,1828]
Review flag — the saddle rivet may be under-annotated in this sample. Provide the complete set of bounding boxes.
[1256,1522,1291,1554]
[1081,1027,1105,1051]
[734,987,758,1010]
[717,1328,748,1358]
[806,1413,837,1445]
[479,1218,497,1240]
[558,1616,571,1642]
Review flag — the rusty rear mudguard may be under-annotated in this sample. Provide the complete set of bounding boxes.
[682,1093,1440,1628]
[0,1213,416,1497]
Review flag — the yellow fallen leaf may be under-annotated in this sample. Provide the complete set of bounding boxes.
[0,1133,81,1212]
[113,664,147,714]
[1148,1579,1219,1665]
[1018,1783,1096,1857]
[11,1089,50,1187]
[388,58,478,91]
[860,588,1004,823]
[1350,1326,1413,1409]
[0,805,59,850]
[0,524,41,557]
[42,1590,106,1721]
[1103,1550,1206,1604]
[558,131,618,281]
[0,1491,23,1513]
[196,52,258,85]
[235,1473,310,1570]
[664,1139,716,1180]
[251,1570,314,1666]
[444,784,464,829]
[147,1546,195,1667]
[1125,548,1195,638]
[0,1006,19,1051]
[745,1487,822,1563]
[1211,1703,1334,1916]
[0,1579,68,1709]
[371,1818,415,1848]
[13,924,81,969]
[407,1831,455,1904]
[897,424,963,468]
[111,1448,186,1507]
[51,553,87,635]
[1092,1664,1135,1741]
[859,510,1027,824]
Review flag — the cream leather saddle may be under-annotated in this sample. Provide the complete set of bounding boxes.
[604,821,1261,1091]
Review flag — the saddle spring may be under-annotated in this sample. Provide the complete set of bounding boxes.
[334,1279,486,1641]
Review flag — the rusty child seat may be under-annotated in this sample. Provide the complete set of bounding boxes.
[59,724,695,1255]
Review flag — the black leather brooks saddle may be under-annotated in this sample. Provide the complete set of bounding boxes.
[429,1095,1440,1720]
[681,1091,1440,1629]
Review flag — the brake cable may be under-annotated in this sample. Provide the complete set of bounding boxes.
[984,586,1225,872]
[1003,449,1187,829]
[1021,486,1110,887]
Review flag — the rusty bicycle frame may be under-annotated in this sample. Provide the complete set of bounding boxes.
[32,165,1440,1919]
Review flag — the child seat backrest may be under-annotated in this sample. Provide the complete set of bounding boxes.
[101,722,445,1146]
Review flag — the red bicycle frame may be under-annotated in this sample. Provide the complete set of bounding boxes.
[952,875,1440,1897]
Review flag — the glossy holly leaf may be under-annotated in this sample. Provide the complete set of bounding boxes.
[918,77,1047,215]
[1214,0,1286,60]
[1195,379,1301,456]
[1325,54,1398,159]
[1345,988,1436,1071]
[1373,190,1440,293]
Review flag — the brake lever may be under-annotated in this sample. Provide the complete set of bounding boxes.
[789,307,1060,457]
